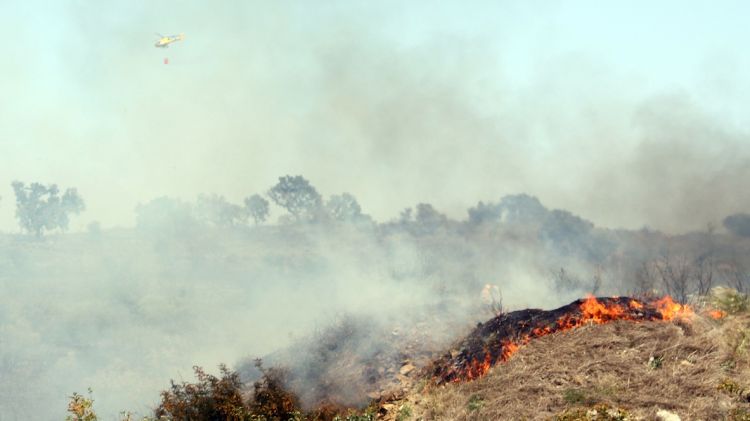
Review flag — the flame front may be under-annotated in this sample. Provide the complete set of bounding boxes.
[652,296,692,320]
[500,340,520,362]
[442,295,695,383]
[580,295,626,323]
[465,351,492,380]
[708,309,726,319]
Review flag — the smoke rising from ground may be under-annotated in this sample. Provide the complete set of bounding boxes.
[3,189,749,419]
[1,1,749,232]
[0,211,576,419]
[1,1,750,419]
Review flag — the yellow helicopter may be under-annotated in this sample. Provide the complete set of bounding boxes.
[154,33,184,48]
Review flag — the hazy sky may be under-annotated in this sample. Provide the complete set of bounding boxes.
[2,0,749,233]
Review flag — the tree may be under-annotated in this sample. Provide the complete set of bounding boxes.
[413,203,447,234]
[325,193,362,222]
[540,210,594,244]
[244,194,270,225]
[466,194,549,227]
[721,261,750,294]
[399,207,413,224]
[11,181,85,236]
[135,197,196,235]
[267,175,322,222]
[551,267,582,293]
[724,213,750,237]
[694,253,715,297]
[590,266,603,296]
[195,194,247,227]
[467,201,501,225]
[633,261,657,299]
[653,252,692,304]
[539,209,607,261]
[496,194,549,225]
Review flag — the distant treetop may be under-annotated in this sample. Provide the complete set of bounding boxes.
[11,181,85,237]
[267,175,323,223]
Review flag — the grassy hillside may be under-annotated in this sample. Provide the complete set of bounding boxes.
[384,304,750,420]
[5,194,749,419]
[65,290,750,420]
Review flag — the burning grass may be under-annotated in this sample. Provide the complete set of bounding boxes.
[431,295,692,384]
[391,309,750,420]
[66,292,750,420]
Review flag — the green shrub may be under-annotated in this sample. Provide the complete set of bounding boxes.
[721,359,738,372]
[66,390,166,421]
[728,328,750,358]
[333,412,375,421]
[467,394,484,412]
[728,408,750,421]
[65,389,98,421]
[711,288,750,315]
[648,355,663,370]
[396,404,412,421]
[248,360,301,421]
[718,378,744,396]
[554,404,629,421]
[563,389,597,406]
[155,365,251,421]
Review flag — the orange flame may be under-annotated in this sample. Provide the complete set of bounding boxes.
[708,309,726,320]
[500,340,520,362]
[652,296,692,320]
[466,351,492,380]
[580,294,627,323]
[532,326,553,336]
[447,295,694,383]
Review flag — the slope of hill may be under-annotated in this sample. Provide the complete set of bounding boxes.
[62,291,750,421]
[382,312,750,420]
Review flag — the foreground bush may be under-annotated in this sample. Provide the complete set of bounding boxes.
[711,287,750,315]
[68,363,372,421]
[248,359,302,420]
[155,365,250,420]
[65,390,97,421]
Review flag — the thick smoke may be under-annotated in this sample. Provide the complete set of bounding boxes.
[1,2,750,420]
[0,196,556,419]
[3,187,748,419]
[1,1,749,232]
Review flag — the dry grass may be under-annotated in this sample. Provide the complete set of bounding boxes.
[393,314,750,420]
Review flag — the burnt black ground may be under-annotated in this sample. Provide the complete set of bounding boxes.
[431,297,666,383]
